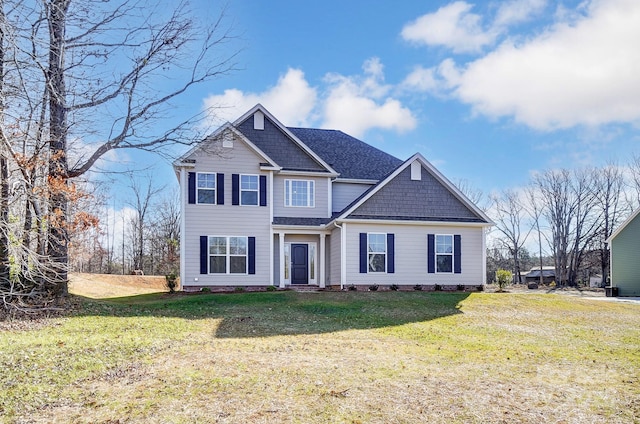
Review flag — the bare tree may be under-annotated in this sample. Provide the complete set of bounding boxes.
[126,174,163,272]
[491,189,533,283]
[0,0,237,310]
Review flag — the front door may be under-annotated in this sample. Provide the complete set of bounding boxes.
[291,244,309,285]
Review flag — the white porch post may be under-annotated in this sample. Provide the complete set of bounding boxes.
[278,232,286,288]
[179,167,187,288]
[319,233,326,288]
[340,223,347,289]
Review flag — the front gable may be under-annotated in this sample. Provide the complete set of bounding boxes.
[339,154,491,224]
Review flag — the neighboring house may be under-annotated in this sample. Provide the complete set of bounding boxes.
[524,266,556,285]
[607,208,640,296]
[173,104,493,291]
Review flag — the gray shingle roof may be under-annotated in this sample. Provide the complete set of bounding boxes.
[287,127,402,180]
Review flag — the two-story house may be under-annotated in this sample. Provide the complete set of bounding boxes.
[173,104,493,291]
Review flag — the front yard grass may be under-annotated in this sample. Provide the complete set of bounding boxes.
[1,291,639,423]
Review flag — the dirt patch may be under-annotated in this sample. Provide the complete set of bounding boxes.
[68,273,170,299]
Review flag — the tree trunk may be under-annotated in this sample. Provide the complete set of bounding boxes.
[47,0,71,296]
[0,1,9,287]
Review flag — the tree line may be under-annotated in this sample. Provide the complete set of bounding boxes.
[488,158,640,287]
[0,0,236,313]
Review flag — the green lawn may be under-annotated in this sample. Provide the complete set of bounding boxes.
[1,291,639,423]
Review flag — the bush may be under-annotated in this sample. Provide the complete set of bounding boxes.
[347,284,357,291]
[368,284,379,291]
[413,284,423,291]
[165,272,178,293]
[266,285,277,291]
[234,287,245,293]
[434,284,441,291]
[495,269,513,292]
[389,284,399,291]
[200,287,211,293]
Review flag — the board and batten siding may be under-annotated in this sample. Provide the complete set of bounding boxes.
[332,181,373,213]
[272,175,331,218]
[182,133,272,286]
[610,213,640,296]
[343,223,485,286]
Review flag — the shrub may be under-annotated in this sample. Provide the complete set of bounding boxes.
[200,287,211,293]
[413,284,423,291]
[165,272,178,293]
[368,284,379,291]
[266,285,277,292]
[434,284,441,291]
[234,287,245,293]
[389,284,399,291]
[347,284,357,291]
[495,269,513,292]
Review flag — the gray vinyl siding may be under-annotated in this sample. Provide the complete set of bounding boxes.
[610,214,640,296]
[344,223,484,286]
[349,166,482,221]
[332,182,373,213]
[182,132,271,287]
[273,175,331,218]
[329,226,342,285]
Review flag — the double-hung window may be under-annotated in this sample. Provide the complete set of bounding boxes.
[367,233,387,273]
[436,234,453,273]
[285,179,315,207]
[197,173,216,204]
[209,236,248,274]
[240,175,259,206]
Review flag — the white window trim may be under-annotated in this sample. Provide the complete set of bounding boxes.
[196,172,216,205]
[209,236,248,275]
[240,174,259,206]
[283,242,318,284]
[435,234,454,274]
[284,179,315,208]
[367,233,387,274]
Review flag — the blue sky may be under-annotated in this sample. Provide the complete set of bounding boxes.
[107,0,640,212]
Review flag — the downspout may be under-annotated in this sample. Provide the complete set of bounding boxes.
[333,221,346,290]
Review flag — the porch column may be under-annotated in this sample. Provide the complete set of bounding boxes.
[278,232,286,288]
[319,233,326,288]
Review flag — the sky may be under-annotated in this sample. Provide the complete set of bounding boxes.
[103,0,640,227]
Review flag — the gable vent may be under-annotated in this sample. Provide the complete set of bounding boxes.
[254,110,265,130]
[411,161,422,181]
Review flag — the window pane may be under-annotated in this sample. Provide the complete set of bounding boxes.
[285,180,290,205]
[210,256,226,273]
[368,234,386,253]
[198,189,215,204]
[309,181,315,207]
[284,245,290,280]
[309,245,316,280]
[368,253,386,273]
[241,175,258,190]
[209,237,226,254]
[230,256,246,274]
[229,237,247,255]
[241,191,258,205]
[436,235,453,254]
[197,173,215,189]
[291,180,308,206]
[437,255,452,273]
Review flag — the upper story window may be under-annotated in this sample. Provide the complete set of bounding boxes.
[241,175,259,206]
[285,179,315,207]
[197,173,216,204]
[436,234,453,273]
[368,233,387,273]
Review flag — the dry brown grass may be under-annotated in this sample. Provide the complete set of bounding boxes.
[2,288,639,424]
[68,273,168,298]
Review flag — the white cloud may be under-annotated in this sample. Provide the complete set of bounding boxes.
[442,0,640,130]
[493,0,547,28]
[401,1,495,53]
[401,66,439,93]
[203,68,317,126]
[322,58,417,137]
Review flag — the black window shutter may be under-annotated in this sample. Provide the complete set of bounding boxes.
[387,233,395,273]
[188,172,196,204]
[359,233,367,273]
[232,174,240,205]
[427,234,435,273]
[454,235,462,274]
[217,173,224,205]
[259,175,267,206]
[248,237,256,274]
[200,236,208,274]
